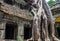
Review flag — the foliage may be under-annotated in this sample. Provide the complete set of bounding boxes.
[48,0,55,6]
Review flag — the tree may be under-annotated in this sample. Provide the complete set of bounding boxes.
[48,0,55,6]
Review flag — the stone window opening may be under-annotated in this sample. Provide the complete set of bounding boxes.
[24,24,32,40]
[55,22,60,39]
[5,22,18,40]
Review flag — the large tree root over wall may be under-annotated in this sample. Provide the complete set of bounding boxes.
[31,0,60,41]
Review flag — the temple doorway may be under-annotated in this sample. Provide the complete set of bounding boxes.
[24,24,32,40]
[5,22,18,40]
[55,22,60,39]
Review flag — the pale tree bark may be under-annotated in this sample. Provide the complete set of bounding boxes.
[42,9,50,41]
[42,0,55,35]
[42,0,60,41]
[32,0,60,41]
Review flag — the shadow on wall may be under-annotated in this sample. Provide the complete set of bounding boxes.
[4,0,13,5]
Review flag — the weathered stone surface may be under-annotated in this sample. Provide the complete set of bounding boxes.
[0,1,33,41]
[0,1,33,20]
[51,3,60,10]
[0,22,6,29]
[0,22,6,39]
[18,23,24,41]
[0,30,5,39]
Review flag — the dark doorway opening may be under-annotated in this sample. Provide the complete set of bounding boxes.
[5,22,18,40]
[55,23,60,39]
[24,24,32,40]
[56,27,60,39]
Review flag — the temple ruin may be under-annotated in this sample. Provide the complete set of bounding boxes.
[0,0,60,41]
[51,2,60,40]
[0,0,33,41]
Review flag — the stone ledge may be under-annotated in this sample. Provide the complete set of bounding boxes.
[51,3,60,10]
[0,1,33,20]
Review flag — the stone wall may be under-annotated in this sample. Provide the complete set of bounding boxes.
[0,1,33,41]
[0,1,33,20]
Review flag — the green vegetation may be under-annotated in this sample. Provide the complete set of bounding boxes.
[48,0,55,6]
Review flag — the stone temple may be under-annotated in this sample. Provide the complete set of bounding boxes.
[0,0,34,41]
[0,0,60,41]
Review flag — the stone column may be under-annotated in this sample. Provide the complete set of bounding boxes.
[17,22,24,41]
[0,22,6,39]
